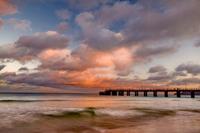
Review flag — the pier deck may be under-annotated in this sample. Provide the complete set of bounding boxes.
[99,89,200,98]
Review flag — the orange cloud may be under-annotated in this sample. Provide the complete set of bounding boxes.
[0,0,17,16]
[38,45,135,77]
[37,46,135,89]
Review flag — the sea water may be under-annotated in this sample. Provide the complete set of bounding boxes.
[0,93,199,133]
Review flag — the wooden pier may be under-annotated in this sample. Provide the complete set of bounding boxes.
[99,88,200,98]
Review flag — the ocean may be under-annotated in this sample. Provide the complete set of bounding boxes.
[0,93,200,133]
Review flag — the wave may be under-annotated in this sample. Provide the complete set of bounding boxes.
[40,107,96,118]
[133,108,176,117]
[39,107,178,119]
[0,107,199,132]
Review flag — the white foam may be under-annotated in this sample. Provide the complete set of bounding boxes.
[96,108,142,117]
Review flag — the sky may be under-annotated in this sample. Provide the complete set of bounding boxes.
[0,0,200,93]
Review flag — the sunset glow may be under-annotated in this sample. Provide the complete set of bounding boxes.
[0,0,200,93]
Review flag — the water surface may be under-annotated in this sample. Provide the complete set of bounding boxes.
[0,93,200,133]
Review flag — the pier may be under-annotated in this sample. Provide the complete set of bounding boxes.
[99,88,200,98]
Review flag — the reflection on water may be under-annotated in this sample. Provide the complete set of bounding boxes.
[0,94,199,133]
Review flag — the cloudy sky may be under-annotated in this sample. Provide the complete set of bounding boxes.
[0,0,200,93]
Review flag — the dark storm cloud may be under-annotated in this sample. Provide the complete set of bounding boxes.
[75,12,123,51]
[18,67,29,72]
[135,45,177,61]
[172,71,187,77]
[149,65,166,73]
[176,63,200,76]
[171,78,200,85]
[147,63,200,84]
[16,31,68,50]
[75,0,200,53]
[123,0,200,43]
[0,65,6,71]
[0,31,69,61]
[1,72,62,87]
[147,74,172,82]
[147,65,173,82]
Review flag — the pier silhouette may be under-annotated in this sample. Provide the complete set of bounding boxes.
[99,88,200,98]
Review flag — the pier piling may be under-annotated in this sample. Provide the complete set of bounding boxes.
[135,91,138,96]
[176,90,181,98]
[144,91,147,97]
[191,91,195,98]
[153,91,157,97]
[164,91,168,97]
[119,91,124,96]
[112,91,117,96]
